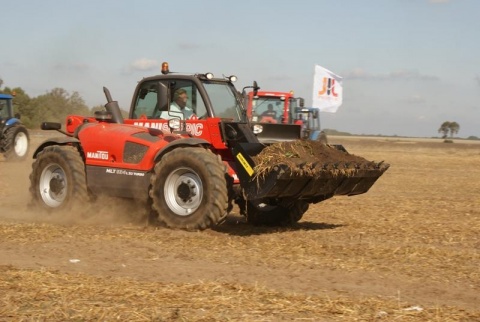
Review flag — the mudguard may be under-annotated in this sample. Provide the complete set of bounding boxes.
[33,137,81,158]
[5,118,21,127]
[153,137,211,161]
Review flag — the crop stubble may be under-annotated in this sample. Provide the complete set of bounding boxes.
[0,134,479,321]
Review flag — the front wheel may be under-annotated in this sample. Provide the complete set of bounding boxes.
[29,145,88,211]
[245,199,309,226]
[149,147,228,230]
[4,125,29,161]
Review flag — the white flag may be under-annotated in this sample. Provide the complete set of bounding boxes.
[312,65,343,113]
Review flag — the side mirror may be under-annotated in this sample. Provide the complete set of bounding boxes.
[253,81,260,98]
[299,98,305,107]
[139,88,149,100]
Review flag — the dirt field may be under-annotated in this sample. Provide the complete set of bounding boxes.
[1,132,479,321]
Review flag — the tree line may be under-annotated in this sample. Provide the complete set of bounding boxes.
[1,82,104,129]
[0,78,469,139]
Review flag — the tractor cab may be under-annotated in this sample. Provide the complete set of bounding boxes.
[295,107,327,143]
[0,94,14,120]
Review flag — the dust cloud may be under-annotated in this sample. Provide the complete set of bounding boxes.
[0,131,147,227]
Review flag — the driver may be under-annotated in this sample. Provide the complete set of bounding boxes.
[260,103,277,123]
[169,88,194,119]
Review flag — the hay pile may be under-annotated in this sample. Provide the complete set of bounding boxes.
[252,140,383,179]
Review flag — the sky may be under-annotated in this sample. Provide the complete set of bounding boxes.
[1,0,479,138]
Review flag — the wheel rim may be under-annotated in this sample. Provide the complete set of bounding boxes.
[164,167,203,216]
[39,163,67,208]
[14,132,28,157]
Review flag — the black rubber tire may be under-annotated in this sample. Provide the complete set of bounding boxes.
[149,147,228,230]
[29,145,88,211]
[246,200,309,226]
[3,125,29,161]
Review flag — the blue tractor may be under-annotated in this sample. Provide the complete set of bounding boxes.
[0,93,30,160]
[295,106,328,144]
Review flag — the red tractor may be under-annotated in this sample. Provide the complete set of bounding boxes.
[29,63,388,230]
[245,90,328,144]
[245,90,301,143]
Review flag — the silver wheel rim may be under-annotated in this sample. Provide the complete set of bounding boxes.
[164,167,203,216]
[14,132,28,157]
[39,163,67,208]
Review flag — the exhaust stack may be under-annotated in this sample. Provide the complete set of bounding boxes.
[103,87,124,124]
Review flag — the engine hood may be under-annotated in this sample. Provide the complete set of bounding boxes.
[77,122,179,170]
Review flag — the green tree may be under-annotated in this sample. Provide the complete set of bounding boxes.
[29,88,90,128]
[91,104,106,113]
[438,121,460,139]
[438,121,450,139]
[448,121,460,138]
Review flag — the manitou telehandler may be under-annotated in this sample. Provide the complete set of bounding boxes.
[29,63,388,230]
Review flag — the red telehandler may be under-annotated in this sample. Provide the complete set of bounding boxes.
[29,63,389,230]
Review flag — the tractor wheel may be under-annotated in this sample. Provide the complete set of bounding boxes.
[245,199,309,226]
[149,147,228,230]
[4,125,29,161]
[29,145,88,211]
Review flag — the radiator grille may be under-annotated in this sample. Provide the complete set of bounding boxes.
[123,142,148,164]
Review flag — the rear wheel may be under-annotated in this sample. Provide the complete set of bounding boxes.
[245,199,309,226]
[149,147,228,230]
[29,145,88,211]
[4,125,29,161]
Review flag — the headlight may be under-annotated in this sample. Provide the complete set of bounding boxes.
[168,118,181,130]
[253,124,263,134]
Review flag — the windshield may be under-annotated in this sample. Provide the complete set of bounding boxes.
[252,98,284,117]
[0,99,11,119]
[203,82,244,121]
[251,97,285,123]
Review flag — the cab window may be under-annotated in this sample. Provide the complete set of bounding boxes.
[132,81,158,119]
[160,80,207,120]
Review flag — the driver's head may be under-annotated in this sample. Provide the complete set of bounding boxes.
[174,89,188,109]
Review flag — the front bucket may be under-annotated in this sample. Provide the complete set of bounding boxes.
[252,123,301,144]
[232,141,389,203]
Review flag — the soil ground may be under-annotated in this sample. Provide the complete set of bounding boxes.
[0,131,479,321]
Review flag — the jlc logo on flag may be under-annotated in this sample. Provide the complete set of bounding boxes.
[312,65,343,113]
